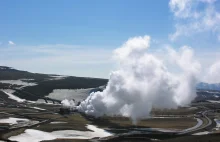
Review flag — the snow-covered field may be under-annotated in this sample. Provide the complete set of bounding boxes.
[0,117,29,125]
[9,124,113,142]
[46,89,92,102]
[0,117,39,129]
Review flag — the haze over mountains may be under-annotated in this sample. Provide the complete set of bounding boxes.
[0,65,219,94]
[197,82,220,91]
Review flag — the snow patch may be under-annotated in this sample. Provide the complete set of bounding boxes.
[20,78,35,81]
[193,131,210,135]
[30,107,46,111]
[48,75,67,81]
[1,89,25,102]
[50,121,67,124]
[207,100,220,103]
[0,80,37,87]
[133,128,179,132]
[214,119,220,130]
[0,117,29,125]
[9,124,113,142]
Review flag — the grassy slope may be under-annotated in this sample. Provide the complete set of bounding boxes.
[92,116,197,130]
[0,67,50,81]
[34,113,90,132]
[0,66,108,101]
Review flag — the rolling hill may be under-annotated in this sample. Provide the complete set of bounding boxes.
[0,66,108,101]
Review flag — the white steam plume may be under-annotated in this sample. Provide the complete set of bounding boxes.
[203,61,220,83]
[61,99,76,109]
[77,35,200,123]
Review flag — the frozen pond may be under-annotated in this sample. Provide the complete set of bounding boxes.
[46,89,92,102]
[9,124,113,142]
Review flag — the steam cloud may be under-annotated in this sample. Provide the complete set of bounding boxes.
[203,61,220,83]
[61,99,76,110]
[77,35,201,123]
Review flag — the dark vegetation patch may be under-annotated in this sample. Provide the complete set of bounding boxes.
[0,83,22,90]
[0,66,51,81]
[34,113,90,132]
[102,133,220,142]
[160,133,220,142]
[0,66,108,101]
[151,107,202,116]
[102,133,177,142]
[0,90,18,104]
[0,128,26,141]
[90,116,196,131]
[14,76,107,101]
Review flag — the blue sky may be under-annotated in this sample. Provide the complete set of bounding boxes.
[0,0,220,78]
[0,0,171,45]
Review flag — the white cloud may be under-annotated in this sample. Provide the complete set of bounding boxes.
[78,35,200,123]
[218,35,220,41]
[169,0,220,41]
[8,41,15,45]
[203,61,220,83]
[169,0,195,18]
[200,0,216,3]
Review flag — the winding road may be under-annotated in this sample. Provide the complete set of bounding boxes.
[178,110,213,135]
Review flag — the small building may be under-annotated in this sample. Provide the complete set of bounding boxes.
[59,107,70,115]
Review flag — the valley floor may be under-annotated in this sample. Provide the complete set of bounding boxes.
[0,89,220,142]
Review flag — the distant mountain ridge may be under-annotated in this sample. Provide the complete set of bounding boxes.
[1,65,220,93]
[0,66,51,81]
[0,66,14,70]
[197,82,220,92]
